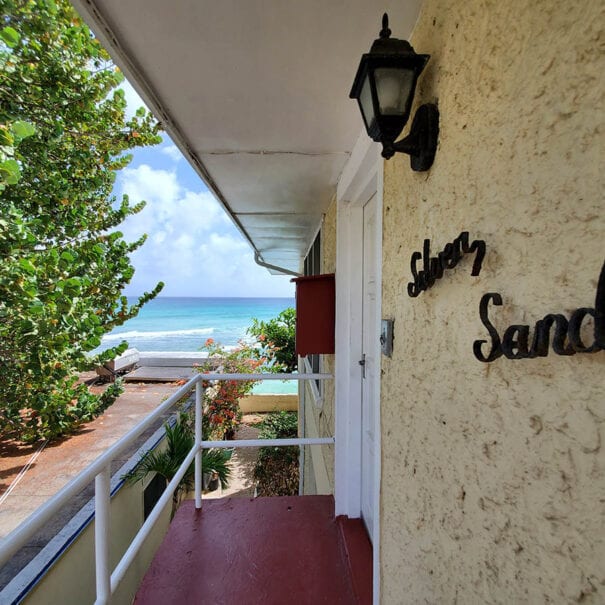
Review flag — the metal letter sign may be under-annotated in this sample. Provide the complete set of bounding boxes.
[408,232,486,297]
[474,259,605,362]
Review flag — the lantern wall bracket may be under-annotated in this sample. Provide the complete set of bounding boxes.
[382,103,439,171]
[350,13,439,172]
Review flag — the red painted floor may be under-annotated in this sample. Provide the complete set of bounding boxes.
[135,496,372,605]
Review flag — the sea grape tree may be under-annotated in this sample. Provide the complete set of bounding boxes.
[0,0,163,441]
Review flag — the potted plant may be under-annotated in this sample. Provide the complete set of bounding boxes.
[124,412,232,516]
[202,447,233,491]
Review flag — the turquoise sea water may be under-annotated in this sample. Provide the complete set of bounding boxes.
[99,297,295,352]
[98,297,297,394]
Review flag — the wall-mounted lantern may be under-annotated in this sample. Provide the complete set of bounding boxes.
[349,13,439,171]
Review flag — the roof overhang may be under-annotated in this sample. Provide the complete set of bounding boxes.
[72,0,422,274]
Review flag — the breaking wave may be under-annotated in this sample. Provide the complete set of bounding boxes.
[102,327,214,341]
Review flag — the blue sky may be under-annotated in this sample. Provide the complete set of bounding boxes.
[117,81,295,298]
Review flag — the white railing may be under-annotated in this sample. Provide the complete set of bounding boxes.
[0,372,333,605]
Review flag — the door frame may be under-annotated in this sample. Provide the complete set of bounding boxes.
[334,132,383,603]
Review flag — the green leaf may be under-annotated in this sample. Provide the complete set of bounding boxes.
[0,159,21,184]
[84,336,101,349]
[28,301,45,315]
[44,0,58,14]
[18,258,36,274]
[11,121,36,141]
[0,129,14,147]
[1,26,20,48]
[60,250,75,263]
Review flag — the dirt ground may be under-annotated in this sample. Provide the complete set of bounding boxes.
[202,414,263,500]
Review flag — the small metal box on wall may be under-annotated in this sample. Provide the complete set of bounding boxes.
[291,273,335,356]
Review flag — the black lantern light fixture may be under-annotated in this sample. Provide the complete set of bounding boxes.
[349,13,439,171]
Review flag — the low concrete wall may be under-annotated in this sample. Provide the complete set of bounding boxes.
[138,351,209,367]
[23,481,171,605]
[240,394,298,414]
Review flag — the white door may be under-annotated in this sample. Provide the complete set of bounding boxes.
[361,193,379,539]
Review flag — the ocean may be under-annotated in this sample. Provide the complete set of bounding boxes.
[99,297,295,353]
[98,297,297,394]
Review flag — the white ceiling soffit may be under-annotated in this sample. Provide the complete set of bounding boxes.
[72,0,422,274]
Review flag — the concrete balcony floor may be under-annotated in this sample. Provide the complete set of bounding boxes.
[135,495,372,605]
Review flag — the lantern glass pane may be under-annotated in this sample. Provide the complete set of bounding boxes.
[359,75,375,130]
[375,67,415,115]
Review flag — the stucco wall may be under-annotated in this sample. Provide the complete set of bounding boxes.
[303,198,337,494]
[380,0,604,603]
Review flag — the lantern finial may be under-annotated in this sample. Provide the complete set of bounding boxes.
[380,13,391,39]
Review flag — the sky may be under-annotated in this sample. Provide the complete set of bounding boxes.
[116,81,295,299]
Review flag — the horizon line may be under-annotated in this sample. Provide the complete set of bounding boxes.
[125,294,295,299]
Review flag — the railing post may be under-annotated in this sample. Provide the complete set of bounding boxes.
[94,466,111,605]
[195,380,203,509]
[299,364,305,496]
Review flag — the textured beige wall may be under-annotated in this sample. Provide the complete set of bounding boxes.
[322,198,337,275]
[303,198,337,494]
[380,0,604,603]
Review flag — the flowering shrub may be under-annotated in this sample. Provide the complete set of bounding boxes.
[198,338,263,439]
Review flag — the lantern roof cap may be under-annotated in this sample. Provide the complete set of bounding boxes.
[349,13,429,100]
[369,13,417,56]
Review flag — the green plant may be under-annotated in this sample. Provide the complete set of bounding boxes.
[254,411,299,497]
[257,410,298,440]
[0,0,163,442]
[125,412,231,517]
[202,448,233,489]
[247,307,296,372]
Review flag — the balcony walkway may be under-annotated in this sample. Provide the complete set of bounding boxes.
[135,495,372,605]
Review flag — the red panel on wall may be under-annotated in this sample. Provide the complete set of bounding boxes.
[292,273,335,356]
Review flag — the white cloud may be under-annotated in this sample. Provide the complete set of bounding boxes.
[160,145,183,162]
[116,164,294,297]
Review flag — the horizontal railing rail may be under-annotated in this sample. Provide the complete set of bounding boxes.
[0,371,333,605]
[200,437,332,448]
